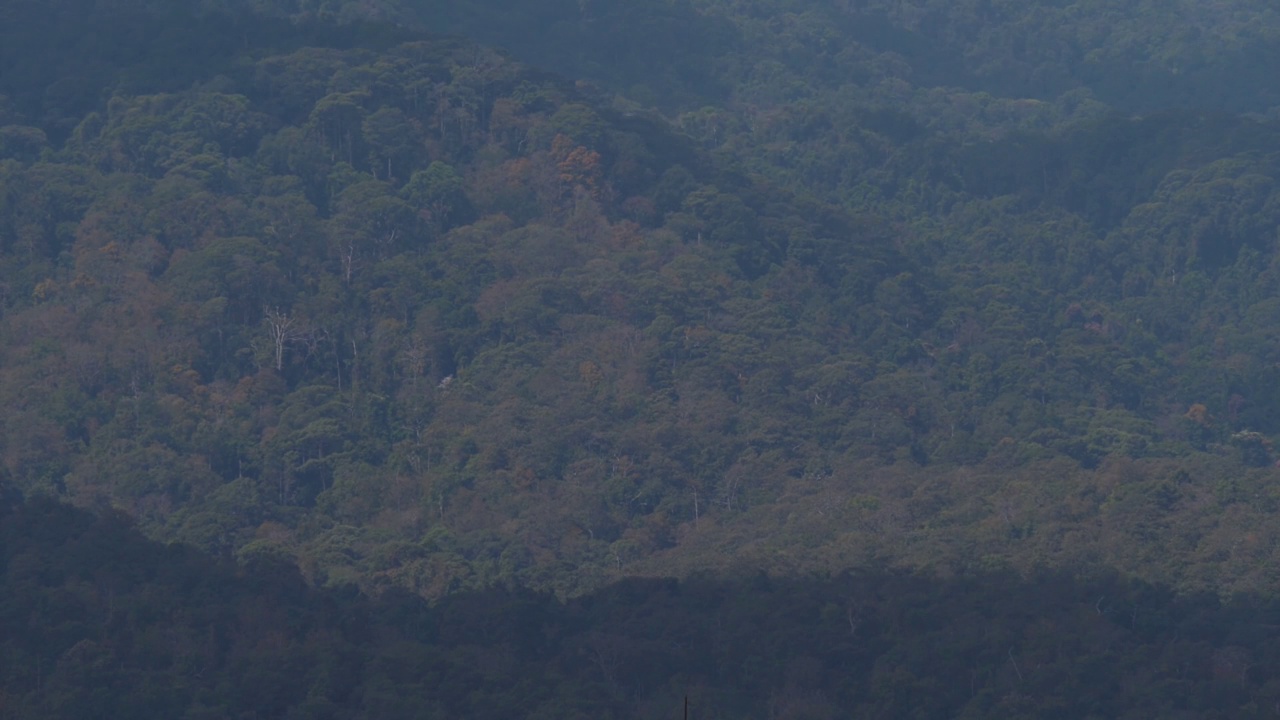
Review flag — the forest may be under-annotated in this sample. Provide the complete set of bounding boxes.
[4,0,1280,715]
[8,493,1280,719]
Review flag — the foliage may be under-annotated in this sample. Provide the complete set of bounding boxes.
[3,0,1280,632]
[6,491,1280,719]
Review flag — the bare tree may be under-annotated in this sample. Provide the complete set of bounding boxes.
[339,237,358,284]
[263,307,301,372]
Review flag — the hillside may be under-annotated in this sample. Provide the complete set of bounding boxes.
[6,490,1280,719]
[9,0,1280,716]
[3,0,1280,606]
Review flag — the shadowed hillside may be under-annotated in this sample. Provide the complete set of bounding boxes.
[4,489,1280,719]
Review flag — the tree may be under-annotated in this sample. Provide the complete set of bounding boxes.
[308,91,368,165]
[263,307,301,372]
[330,180,416,281]
[401,161,472,233]
[362,106,419,181]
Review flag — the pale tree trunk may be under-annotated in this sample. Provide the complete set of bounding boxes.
[264,307,298,372]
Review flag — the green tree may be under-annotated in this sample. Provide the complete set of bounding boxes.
[401,161,473,234]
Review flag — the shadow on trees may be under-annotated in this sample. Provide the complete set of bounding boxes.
[3,490,1279,719]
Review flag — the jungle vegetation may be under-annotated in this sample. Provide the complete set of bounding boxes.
[4,0,1280,715]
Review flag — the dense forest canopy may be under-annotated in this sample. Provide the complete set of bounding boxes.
[7,495,1280,719]
[4,0,1280,715]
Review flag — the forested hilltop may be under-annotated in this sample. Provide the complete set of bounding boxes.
[5,0,1280,619]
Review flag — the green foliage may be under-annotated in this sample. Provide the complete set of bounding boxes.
[10,1,1280,714]
[7,493,1280,718]
[5,0,1280,657]
[402,161,473,232]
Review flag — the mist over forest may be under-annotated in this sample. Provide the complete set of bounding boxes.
[4,0,1280,716]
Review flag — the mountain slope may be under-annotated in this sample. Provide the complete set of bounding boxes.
[6,487,1280,719]
[4,0,1280,601]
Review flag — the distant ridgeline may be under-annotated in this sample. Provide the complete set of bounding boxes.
[368,0,1280,115]
[3,0,1280,616]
